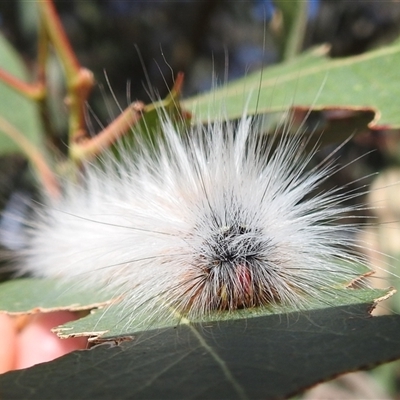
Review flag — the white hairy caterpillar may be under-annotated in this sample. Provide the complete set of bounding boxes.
[14,104,380,322]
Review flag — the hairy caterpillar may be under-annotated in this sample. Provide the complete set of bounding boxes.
[10,102,382,324]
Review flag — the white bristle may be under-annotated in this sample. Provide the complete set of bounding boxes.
[18,110,373,321]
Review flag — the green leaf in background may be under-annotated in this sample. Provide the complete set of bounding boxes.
[1,302,400,400]
[182,41,400,131]
[0,33,43,155]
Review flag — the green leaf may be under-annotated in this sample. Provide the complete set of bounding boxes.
[0,279,114,314]
[60,288,388,342]
[182,41,400,131]
[0,277,389,340]
[1,303,400,399]
[0,33,43,155]
[3,279,396,399]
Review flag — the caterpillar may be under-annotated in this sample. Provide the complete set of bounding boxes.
[10,102,381,325]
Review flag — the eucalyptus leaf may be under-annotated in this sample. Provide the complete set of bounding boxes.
[182,41,400,132]
[0,33,43,155]
[1,302,400,399]
[0,278,390,341]
[58,288,388,341]
[0,278,114,314]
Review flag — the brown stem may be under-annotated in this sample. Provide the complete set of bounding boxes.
[0,116,60,199]
[0,69,45,100]
[64,68,95,144]
[38,0,80,76]
[70,102,145,163]
[39,0,95,145]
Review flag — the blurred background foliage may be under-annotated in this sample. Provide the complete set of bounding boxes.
[1,0,400,398]
[2,0,400,125]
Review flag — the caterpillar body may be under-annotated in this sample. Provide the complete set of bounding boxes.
[12,107,376,324]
